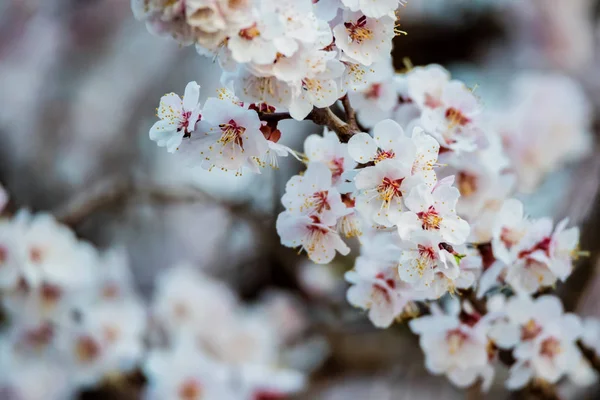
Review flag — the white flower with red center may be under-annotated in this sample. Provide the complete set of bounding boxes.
[180,97,269,172]
[354,156,423,227]
[406,64,451,110]
[341,0,406,18]
[347,61,397,127]
[287,54,345,121]
[345,254,412,328]
[333,11,394,66]
[11,212,99,291]
[498,296,585,388]
[420,80,482,153]
[395,178,470,245]
[57,298,146,387]
[409,302,495,391]
[348,119,416,165]
[397,232,460,288]
[421,248,482,300]
[281,162,349,224]
[500,217,580,294]
[490,198,530,265]
[149,81,202,153]
[276,212,350,264]
[227,13,283,65]
[303,129,357,190]
[487,295,563,350]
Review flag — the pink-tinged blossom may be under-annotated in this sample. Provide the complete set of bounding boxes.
[354,158,418,227]
[486,295,588,389]
[277,212,350,264]
[179,97,269,172]
[304,129,357,191]
[409,302,495,391]
[420,80,483,153]
[395,178,470,245]
[149,81,201,153]
[397,232,460,289]
[281,162,349,225]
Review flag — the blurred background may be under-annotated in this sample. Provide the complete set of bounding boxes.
[1,0,600,398]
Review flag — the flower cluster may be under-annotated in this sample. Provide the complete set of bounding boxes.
[138,0,410,174]
[0,205,312,399]
[410,294,598,391]
[133,1,599,396]
[146,264,311,400]
[0,212,146,398]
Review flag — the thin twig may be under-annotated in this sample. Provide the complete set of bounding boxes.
[340,94,359,131]
[258,112,294,124]
[54,176,259,227]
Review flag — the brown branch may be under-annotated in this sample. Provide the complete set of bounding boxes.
[309,107,356,143]
[577,340,600,373]
[340,95,358,131]
[258,112,294,124]
[259,107,359,142]
[54,176,258,227]
[517,379,562,400]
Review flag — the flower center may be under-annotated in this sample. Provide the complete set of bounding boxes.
[365,83,382,99]
[374,149,395,163]
[179,378,203,400]
[457,172,477,197]
[417,207,442,230]
[218,119,246,148]
[377,177,403,203]
[446,329,468,355]
[521,319,542,341]
[41,283,62,306]
[239,24,260,40]
[307,191,331,214]
[344,16,372,44]
[445,107,471,127]
[540,337,562,358]
[302,78,322,92]
[75,336,101,363]
[328,157,345,179]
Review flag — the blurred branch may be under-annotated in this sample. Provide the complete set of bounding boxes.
[517,380,562,400]
[577,340,600,373]
[54,176,263,227]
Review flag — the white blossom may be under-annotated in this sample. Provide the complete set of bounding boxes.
[150,81,201,153]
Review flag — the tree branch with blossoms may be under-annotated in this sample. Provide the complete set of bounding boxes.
[0,1,598,399]
[131,0,600,397]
